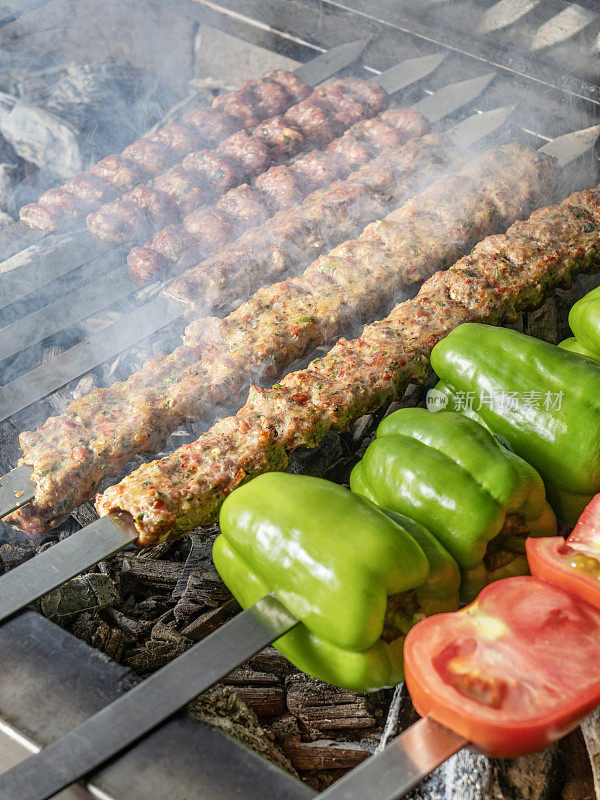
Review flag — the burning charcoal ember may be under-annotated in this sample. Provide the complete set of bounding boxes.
[121,556,183,595]
[285,674,377,734]
[40,572,119,621]
[189,686,297,777]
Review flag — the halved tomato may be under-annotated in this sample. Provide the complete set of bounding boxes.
[404,576,600,757]
[527,493,600,610]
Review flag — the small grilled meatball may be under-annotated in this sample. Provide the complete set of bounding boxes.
[121,139,172,175]
[91,155,143,191]
[325,136,371,168]
[147,225,195,262]
[37,188,88,216]
[212,90,257,130]
[20,201,66,232]
[152,166,205,217]
[254,165,304,211]
[217,131,271,177]
[127,246,169,283]
[182,150,237,195]
[379,108,430,142]
[352,118,402,150]
[182,206,232,253]
[313,85,366,130]
[62,173,115,205]
[334,78,388,114]
[150,123,201,157]
[241,77,292,118]
[126,184,175,228]
[216,185,268,232]
[252,116,304,158]
[284,100,338,147]
[186,109,240,145]
[87,199,147,243]
[267,70,312,103]
[291,150,347,192]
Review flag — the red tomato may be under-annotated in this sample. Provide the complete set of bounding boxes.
[527,494,600,611]
[404,576,600,757]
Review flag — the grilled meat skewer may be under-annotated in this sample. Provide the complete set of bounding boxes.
[7,143,557,535]
[85,79,388,246]
[19,70,312,233]
[128,107,429,282]
[95,175,600,546]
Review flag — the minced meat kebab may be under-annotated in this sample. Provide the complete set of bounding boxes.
[95,180,600,546]
[19,69,311,232]
[8,143,557,534]
[127,107,428,282]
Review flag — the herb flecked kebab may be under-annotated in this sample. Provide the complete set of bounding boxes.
[94,175,600,546]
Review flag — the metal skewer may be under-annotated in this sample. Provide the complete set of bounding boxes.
[0,51,450,361]
[0,119,597,622]
[0,70,498,419]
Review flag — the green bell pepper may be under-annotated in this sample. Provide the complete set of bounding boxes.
[350,407,556,601]
[214,473,459,692]
[559,285,600,363]
[431,322,600,526]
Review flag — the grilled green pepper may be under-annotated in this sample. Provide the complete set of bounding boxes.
[431,323,600,526]
[214,473,459,692]
[350,407,555,601]
[559,285,600,363]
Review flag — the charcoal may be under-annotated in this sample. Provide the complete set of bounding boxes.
[224,667,281,687]
[493,744,564,800]
[222,684,286,718]
[103,607,152,643]
[525,296,560,344]
[189,686,297,777]
[172,532,217,598]
[125,635,188,675]
[247,646,296,680]
[581,707,600,798]
[289,430,344,477]
[268,713,302,747]
[68,611,125,660]
[128,596,173,620]
[0,163,18,214]
[0,102,82,178]
[283,739,371,772]
[181,599,239,641]
[40,573,119,621]
[121,556,183,595]
[285,674,377,733]
[173,569,231,621]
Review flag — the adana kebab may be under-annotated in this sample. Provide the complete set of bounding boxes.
[95,174,600,547]
[85,78,388,246]
[7,142,557,534]
[20,69,313,233]
[127,107,428,282]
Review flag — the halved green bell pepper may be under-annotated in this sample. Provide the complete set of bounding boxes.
[431,323,600,526]
[559,285,600,363]
[214,473,459,692]
[350,407,556,601]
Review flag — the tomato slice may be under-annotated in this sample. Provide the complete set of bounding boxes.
[527,494,600,610]
[404,576,600,757]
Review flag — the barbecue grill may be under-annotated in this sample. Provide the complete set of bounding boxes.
[1,1,600,798]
